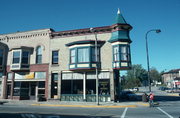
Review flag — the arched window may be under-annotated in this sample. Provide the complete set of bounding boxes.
[36,46,42,64]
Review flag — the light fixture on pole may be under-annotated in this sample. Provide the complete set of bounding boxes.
[90,27,99,105]
[145,29,161,92]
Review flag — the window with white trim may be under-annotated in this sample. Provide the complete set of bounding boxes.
[77,47,89,63]
[12,51,21,64]
[36,46,42,64]
[113,46,119,61]
[52,51,59,64]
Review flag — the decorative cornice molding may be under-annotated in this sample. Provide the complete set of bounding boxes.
[51,26,112,38]
[0,28,52,41]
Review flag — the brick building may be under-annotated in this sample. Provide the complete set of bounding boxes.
[0,10,132,102]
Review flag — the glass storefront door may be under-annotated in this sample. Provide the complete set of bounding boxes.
[29,82,36,100]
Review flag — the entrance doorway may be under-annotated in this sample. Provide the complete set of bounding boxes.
[29,82,36,100]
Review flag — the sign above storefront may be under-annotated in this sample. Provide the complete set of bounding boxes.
[25,72,34,79]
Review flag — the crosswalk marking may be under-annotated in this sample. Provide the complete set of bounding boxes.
[157,107,174,118]
[121,107,128,118]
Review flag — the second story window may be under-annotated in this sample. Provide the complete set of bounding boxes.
[52,51,58,64]
[13,51,20,64]
[0,49,3,66]
[113,46,119,62]
[121,46,129,61]
[70,49,76,64]
[36,46,42,64]
[22,51,29,64]
[92,47,100,62]
[77,48,89,63]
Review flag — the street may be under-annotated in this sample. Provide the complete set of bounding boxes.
[0,87,180,118]
[0,102,180,118]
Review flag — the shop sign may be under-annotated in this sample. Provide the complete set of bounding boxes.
[175,81,180,85]
[25,72,34,79]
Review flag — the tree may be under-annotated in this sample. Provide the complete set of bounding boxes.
[150,67,162,82]
[123,64,147,88]
[122,65,163,89]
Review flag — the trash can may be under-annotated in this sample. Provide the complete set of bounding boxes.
[142,93,148,102]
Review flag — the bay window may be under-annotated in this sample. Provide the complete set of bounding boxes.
[11,49,31,70]
[113,46,119,62]
[112,44,131,69]
[13,51,20,64]
[70,49,75,63]
[91,48,100,62]
[66,40,105,70]
[77,48,89,63]
[120,46,130,61]
[22,51,29,64]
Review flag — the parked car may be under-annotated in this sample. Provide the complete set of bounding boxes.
[166,88,180,93]
[120,91,138,100]
[159,86,168,91]
[165,88,172,93]
[129,87,139,92]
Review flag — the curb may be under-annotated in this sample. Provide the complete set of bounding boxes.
[167,93,180,96]
[31,104,137,108]
[136,102,149,107]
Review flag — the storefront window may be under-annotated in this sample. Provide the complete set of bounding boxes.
[13,89,20,96]
[8,73,12,80]
[35,72,46,79]
[38,81,45,88]
[61,80,83,94]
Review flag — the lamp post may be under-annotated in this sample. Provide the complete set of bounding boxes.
[145,29,161,92]
[90,28,99,105]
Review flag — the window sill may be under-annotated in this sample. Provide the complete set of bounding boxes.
[51,64,59,67]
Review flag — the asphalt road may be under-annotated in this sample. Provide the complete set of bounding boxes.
[0,87,179,118]
[0,101,180,118]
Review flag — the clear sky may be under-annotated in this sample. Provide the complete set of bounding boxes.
[0,0,180,72]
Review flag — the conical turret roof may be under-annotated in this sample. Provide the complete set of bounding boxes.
[115,8,127,24]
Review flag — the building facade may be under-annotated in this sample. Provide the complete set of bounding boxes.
[162,69,180,88]
[0,29,53,100]
[0,10,132,102]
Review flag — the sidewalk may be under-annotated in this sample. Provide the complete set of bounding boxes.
[0,99,149,108]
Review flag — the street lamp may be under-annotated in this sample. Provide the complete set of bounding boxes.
[145,29,161,92]
[90,28,99,105]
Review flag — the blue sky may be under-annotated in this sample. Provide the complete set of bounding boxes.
[0,0,180,72]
